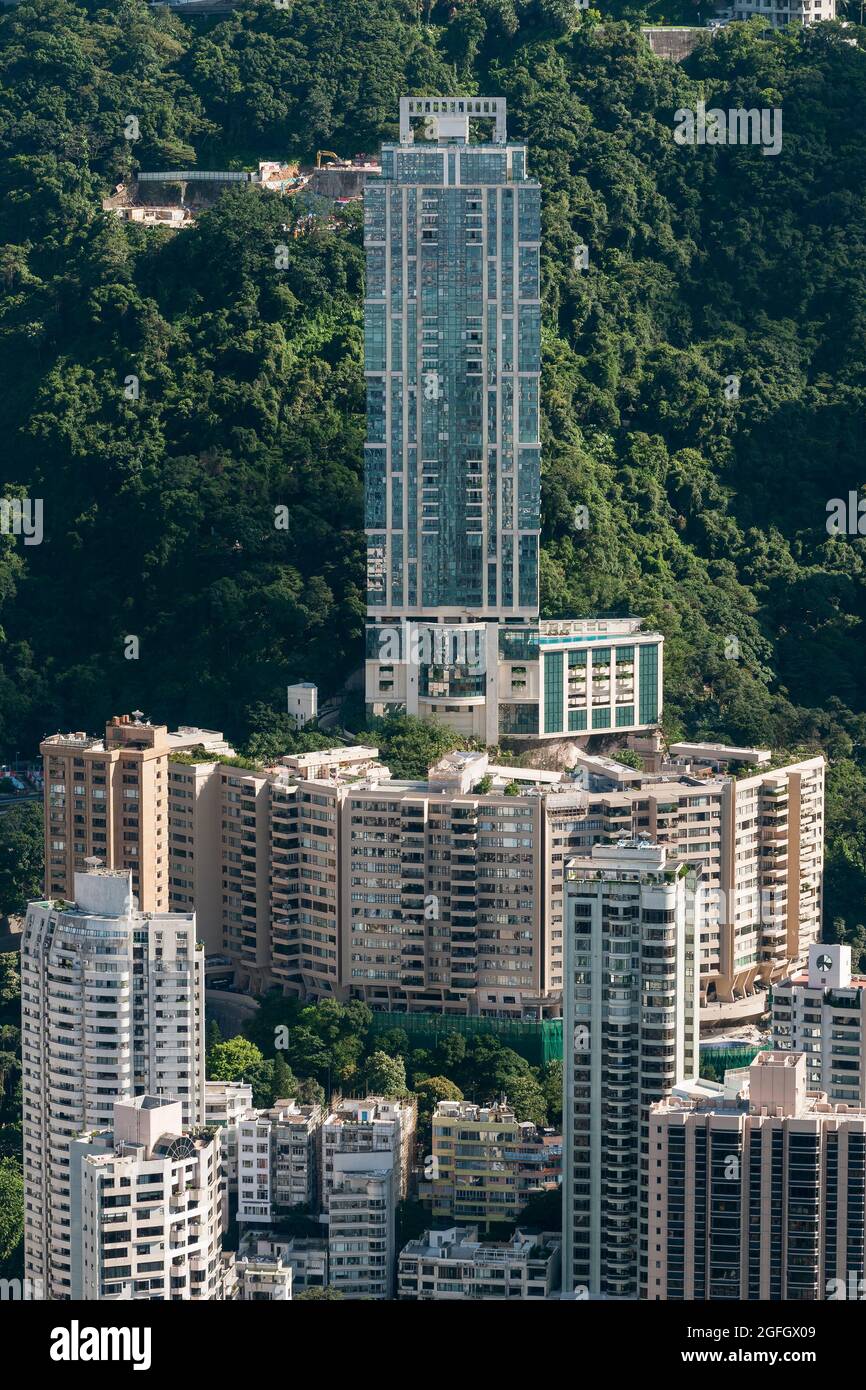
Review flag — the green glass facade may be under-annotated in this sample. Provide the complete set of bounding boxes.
[638,642,660,724]
[365,110,541,618]
[543,651,564,734]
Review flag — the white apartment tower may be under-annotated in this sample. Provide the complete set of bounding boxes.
[70,1097,223,1300]
[562,842,701,1300]
[236,1100,323,1224]
[21,868,205,1300]
[772,943,866,1105]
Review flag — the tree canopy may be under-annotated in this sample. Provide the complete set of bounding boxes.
[0,2,864,919]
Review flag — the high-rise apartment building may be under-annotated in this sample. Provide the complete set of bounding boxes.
[340,751,548,1015]
[41,714,230,919]
[40,720,824,1015]
[548,745,825,1004]
[21,868,205,1299]
[772,943,866,1105]
[562,842,702,1299]
[362,97,663,742]
[70,1097,223,1301]
[648,1052,866,1301]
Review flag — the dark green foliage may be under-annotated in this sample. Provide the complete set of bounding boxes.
[515,1186,562,1232]
[0,803,44,917]
[0,3,864,916]
[365,715,480,780]
[0,955,21,1193]
[0,1157,23,1277]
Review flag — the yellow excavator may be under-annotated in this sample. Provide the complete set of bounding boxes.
[316,150,342,169]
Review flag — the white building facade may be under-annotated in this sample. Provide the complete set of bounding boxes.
[771,942,866,1104]
[70,1097,223,1301]
[21,868,205,1299]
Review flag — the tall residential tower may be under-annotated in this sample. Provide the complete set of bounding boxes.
[362,97,663,742]
[21,868,205,1299]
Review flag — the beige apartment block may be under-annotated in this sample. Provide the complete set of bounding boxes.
[41,719,824,1016]
[550,746,824,1004]
[648,1052,866,1301]
[41,714,230,913]
[70,1097,223,1301]
[339,751,551,1016]
[168,757,223,950]
[423,1098,558,1228]
[21,868,205,1300]
[170,745,378,997]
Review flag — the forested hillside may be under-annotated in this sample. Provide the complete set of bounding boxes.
[1,0,865,935]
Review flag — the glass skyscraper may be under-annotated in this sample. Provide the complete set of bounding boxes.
[365,96,539,624]
[364,99,663,743]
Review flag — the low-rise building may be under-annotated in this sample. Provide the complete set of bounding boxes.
[238,1232,328,1294]
[235,1255,293,1300]
[398,1226,561,1300]
[237,1100,323,1224]
[728,0,835,24]
[424,1099,559,1228]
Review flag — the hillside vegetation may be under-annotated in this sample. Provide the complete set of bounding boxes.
[1,0,865,937]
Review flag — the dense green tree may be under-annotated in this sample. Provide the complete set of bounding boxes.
[366,715,479,780]
[207,1035,264,1082]
[0,1157,23,1277]
[413,1075,464,1121]
[0,956,20,1020]
[241,703,337,763]
[0,803,43,917]
[541,1060,563,1128]
[365,1049,409,1098]
[205,1017,223,1062]
[516,1186,562,1232]
[296,1076,326,1108]
[271,1051,298,1100]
